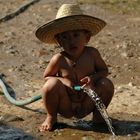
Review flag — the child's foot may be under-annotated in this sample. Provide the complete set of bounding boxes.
[39,116,57,131]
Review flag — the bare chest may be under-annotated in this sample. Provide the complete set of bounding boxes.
[58,56,95,83]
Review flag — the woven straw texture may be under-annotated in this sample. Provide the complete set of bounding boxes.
[36,4,106,44]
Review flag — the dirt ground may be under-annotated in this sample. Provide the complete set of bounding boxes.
[0,0,140,140]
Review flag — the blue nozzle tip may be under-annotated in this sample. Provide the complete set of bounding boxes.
[73,86,81,91]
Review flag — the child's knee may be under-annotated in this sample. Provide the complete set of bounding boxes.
[100,78,113,87]
[42,77,62,92]
[97,78,114,93]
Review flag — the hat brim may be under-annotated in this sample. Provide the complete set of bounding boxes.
[35,15,106,44]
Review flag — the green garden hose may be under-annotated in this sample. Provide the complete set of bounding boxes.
[0,74,42,106]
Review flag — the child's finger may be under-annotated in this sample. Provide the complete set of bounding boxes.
[81,84,87,89]
[80,77,88,82]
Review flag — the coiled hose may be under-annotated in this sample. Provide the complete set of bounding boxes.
[0,74,42,106]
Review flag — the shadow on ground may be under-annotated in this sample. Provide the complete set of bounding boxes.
[51,117,140,136]
[0,122,35,140]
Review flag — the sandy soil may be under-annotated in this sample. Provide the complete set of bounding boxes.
[0,0,140,140]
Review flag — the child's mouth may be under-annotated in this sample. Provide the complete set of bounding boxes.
[70,46,77,50]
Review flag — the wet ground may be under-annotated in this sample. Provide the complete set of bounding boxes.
[0,77,140,140]
[0,109,140,140]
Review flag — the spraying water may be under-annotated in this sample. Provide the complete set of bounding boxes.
[74,86,116,136]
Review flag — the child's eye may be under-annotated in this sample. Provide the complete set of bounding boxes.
[73,32,80,37]
[58,32,69,40]
[61,34,68,40]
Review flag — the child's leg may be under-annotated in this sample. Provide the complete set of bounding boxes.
[93,78,114,122]
[39,77,73,131]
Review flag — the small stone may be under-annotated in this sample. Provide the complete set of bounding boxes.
[38,49,48,57]
[1,114,24,122]
[121,52,127,57]
[82,136,95,140]
[71,133,76,136]
[128,82,134,87]
[58,132,62,136]
[127,134,131,137]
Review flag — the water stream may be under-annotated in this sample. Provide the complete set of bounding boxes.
[74,86,116,136]
[83,87,116,136]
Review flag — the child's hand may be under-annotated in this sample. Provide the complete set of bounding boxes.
[80,76,94,88]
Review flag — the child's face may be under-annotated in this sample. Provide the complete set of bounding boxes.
[56,30,91,56]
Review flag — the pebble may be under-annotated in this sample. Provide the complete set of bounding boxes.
[38,49,48,57]
[128,82,134,87]
[71,133,76,136]
[82,136,94,140]
[0,114,24,122]
[53,129,63,136]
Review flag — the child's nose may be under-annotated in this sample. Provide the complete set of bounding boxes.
[68,35,76,43]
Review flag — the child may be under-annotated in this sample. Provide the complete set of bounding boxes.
[35,4,114,131]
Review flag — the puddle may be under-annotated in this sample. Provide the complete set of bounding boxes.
[0,113,140,140]
[71,118,140,136]
[0,122,35,140]
[113,119,140,136]
[49,114,140,140]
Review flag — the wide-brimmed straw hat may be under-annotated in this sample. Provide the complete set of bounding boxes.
[35,4,106,44]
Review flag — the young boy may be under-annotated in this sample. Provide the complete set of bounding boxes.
[35,4,114,131]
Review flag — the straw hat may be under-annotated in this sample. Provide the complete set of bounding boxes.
[35,4,106,44]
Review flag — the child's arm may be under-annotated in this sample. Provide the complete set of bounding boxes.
[43,54,73,87]
[80,48,108,87]
[94,49,108,78]
[91,48,108,82]
[43,54,61,79]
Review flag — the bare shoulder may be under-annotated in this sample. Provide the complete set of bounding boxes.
[50,52,64,64]
[43,52,64,77]
[85,46,100,56]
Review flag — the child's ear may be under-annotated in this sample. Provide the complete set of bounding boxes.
[86,35,91,43]
[54,35,61,45]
